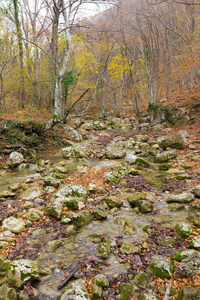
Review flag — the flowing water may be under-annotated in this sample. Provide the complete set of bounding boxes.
[0,148,196,299]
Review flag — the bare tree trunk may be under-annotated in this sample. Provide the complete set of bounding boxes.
[13,0,25,108]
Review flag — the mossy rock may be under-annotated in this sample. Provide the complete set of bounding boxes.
[127,192,146,206]
[178,286,200,300]
[119,282,133,300]
[159,163,171,171]
[0,255,10,276]
[63,198,79,210]
[173,249,197,262]
[140,293,157,300]
[87,234,101,243]
[92,284,102,299]
[105,196,123,208]
[0,283,17,300]
[95,241,111,259]
[189,236,200,250]
[175,223,194,239]
[93,274,109,287]
[71,210,94,227]
[135,158,150,167]
[135,200,153,213]
[147,257,175,279]
[133,272,149,289]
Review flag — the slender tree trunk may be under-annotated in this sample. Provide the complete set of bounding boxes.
[13,0,25,108]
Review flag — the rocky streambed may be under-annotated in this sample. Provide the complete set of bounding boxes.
[0,118,200,300]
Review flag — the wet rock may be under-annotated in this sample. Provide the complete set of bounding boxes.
[166,192,194,203]
[193,186,200,197]
[93,274,109,287]
[154,149,177,163]
[168,203,185,211]
[147,257,175,279]
[93,207,108,219]
[95,240,111,259]
[161,236,176,246]
[87,234,101,243]
[120,242,140,254]
[44,176,61,188]
[176,252,200,277]
[173,249,197,262]
[0,283,17,300]
[2,217,25,233]
[127,192,146,206]
[47,239,63,251]
[157,133,185,150]
[175,223,194,239]
[7,259,39,288]
[140,293,157,300]
[92,284,103,299]
[45,198,63,220]
[133,272,149,289]
[119,282,133,300]
[65,225,76,236]
[8,151,24,168]
[178,286,200,300]
[128,167,140,175]
[58,279,90,300]
[135,200,153,213]
[135,158,150,167]
[54,165,69,173]
[21,185,44,200]
[0,255,10,276]
[105,196,123,208]
[105,142,126,159]
[189,236,200,250]
[159,163,171,170]
[72,210,94,227]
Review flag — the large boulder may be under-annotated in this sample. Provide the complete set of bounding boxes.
[105,142,126,159]
[8,151,24,168]
[176,252,200,277]
[157,132,185,150]
[2,217,25,233]
[58,279,90,300]
[7,259,39,288]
